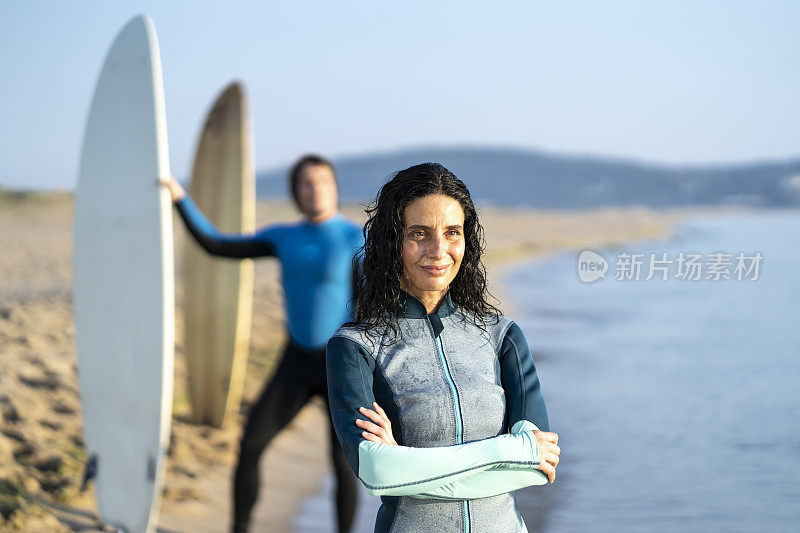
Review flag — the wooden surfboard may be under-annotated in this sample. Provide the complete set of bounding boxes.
[74,14,174,533]
[183,82,255,428]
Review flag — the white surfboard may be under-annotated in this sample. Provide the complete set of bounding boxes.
[74,14,174,533]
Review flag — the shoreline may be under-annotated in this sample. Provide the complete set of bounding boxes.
[480,211,690,533]
[489,209,800,532]
[0,193,746,531]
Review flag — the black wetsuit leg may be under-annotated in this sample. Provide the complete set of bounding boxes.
[232,339,314,532]
[232,338,358,533]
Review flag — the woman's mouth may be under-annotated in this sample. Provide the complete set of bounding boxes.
[421,264,450,276]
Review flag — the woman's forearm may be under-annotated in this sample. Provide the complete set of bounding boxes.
[412,468,547,500]
[410,421,548,500]
[357,420,541,497]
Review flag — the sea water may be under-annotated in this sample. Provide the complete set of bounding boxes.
[507,210,800,532]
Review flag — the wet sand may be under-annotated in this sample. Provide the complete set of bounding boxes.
[1,190,726,531]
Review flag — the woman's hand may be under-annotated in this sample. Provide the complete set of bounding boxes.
[355,402,397,446]
[534,430,560,483]
[156,173,186,202]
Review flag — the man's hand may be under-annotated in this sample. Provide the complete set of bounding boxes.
[156,174,186,202]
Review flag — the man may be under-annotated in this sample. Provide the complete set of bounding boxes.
[159,154,362,532]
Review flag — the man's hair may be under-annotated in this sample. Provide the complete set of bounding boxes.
[288,154,338,208]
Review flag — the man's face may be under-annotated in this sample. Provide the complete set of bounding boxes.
[296,163,338,221]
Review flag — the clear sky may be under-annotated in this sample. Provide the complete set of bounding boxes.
[2,1,799,189]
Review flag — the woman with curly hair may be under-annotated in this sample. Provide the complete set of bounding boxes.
[326,162,560,532]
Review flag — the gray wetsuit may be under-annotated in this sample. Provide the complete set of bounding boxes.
[326,289,550,533]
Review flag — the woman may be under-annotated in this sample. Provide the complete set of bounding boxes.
[326,163,560,532]
[158,154,362,533]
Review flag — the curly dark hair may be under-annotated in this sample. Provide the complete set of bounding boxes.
[346,162,501,341]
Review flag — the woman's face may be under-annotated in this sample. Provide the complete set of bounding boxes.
[400,194,466,296]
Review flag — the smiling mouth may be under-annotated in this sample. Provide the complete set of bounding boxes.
[421,265,450,275]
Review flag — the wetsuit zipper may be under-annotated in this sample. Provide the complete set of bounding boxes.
[430,317,470,533]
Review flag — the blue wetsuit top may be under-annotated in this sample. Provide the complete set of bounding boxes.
[175,195,364,350]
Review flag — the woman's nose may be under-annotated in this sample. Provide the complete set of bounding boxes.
[427,234,447,259]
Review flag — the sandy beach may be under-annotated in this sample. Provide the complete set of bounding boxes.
[1,190,714,531]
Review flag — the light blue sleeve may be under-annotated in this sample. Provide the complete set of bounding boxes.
[410,420,548,500]
[356,420,541,497]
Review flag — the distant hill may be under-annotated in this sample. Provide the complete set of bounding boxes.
[257,146,800,208]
